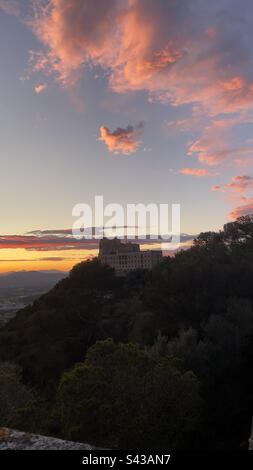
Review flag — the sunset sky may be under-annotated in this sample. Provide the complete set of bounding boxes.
[1,0,253,273]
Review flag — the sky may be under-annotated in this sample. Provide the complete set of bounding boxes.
[1,0,253,273]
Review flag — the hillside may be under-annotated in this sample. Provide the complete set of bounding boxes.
[1,216,253,449]
[0,271,66,327]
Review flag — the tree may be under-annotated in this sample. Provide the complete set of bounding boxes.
[1,215,253,449]
[56,339,201,449]
[0,362,33,427]
[223,214,253,243]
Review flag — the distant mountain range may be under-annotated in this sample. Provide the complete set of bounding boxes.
[0,270,66,290]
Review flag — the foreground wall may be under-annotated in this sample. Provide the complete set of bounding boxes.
[0,428,98,450]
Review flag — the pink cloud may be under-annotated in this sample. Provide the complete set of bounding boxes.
[213,175,253,220]
[99,123,143,155]
[166,115,205,134]
[29,0,118,86]
[230,197,253,220]
[20,0,253,221]
[34,83,47,94]
[212,175,253,193]
[28,1,253,115]
[187,118,253,166]
[179,168,210,177]
[20,1,253,171]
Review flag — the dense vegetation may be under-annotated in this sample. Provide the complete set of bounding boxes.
[56,339,201,449]
[1,215,253,449]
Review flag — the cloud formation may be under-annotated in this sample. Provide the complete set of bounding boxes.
[212,175,253,193]
[29,1,253,114]
[0,233,98,251]
[187,117,253,166]
[212,174,253,219]
[26,1,253,165]
[34,83,47,94]
[0,228,195,252]
[6,0,253,220]
[99,123,143,155]
[179,168,210,177]
[0,256,73,263]
[230,197,253,220]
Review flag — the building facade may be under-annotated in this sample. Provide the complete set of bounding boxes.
[98,238,162,275]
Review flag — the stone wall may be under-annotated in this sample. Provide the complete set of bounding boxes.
[0,428,98,450]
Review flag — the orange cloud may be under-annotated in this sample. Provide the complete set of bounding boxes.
[179,168,210,177]
[29,0,118,86]
[230,197,253,220]
[212,175,253,220]
[22,1,253,171]
[28,1,253,115]
[221,76,245,92]
[212,175,253,193]
[34,83,47,94]
[188,118,253,166]
[99,123,143,155]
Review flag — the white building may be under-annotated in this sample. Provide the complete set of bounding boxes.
[98,238,162,275]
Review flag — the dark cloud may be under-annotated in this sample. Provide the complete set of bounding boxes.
[0,234,98,251]
[0,229,196,252]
